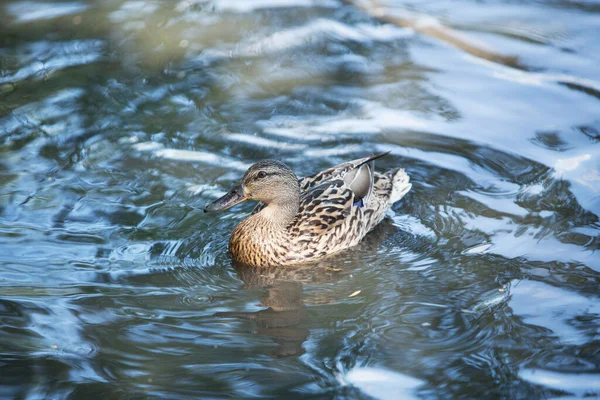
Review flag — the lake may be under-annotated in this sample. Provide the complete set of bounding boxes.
[1,0,599,398]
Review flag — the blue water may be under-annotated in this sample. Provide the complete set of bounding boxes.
[1,0,599,398]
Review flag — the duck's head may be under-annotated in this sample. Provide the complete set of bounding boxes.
[204,159,299,212]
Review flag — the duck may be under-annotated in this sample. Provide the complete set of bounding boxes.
[204,152,411,267]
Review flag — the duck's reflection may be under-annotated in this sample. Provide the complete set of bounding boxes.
[214,221,404,358]
[216,263,337,358]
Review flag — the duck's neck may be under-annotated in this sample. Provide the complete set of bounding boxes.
[257,194,300,229]
[230,189,300,266]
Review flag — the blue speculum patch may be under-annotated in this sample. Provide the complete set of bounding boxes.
[353,198,364,208]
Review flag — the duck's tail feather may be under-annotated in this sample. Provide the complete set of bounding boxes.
[360,151,390,166]
[388,168,411,204]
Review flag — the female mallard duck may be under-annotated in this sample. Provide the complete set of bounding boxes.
[205,152,411,267]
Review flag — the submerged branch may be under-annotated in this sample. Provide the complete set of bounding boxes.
[351,0,600,98]
[352,0,524,70]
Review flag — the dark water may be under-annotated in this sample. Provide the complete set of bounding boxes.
[1,0,599,398]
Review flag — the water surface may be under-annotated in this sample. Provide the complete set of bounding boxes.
[1,0,599,398]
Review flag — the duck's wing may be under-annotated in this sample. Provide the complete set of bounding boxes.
[291,153,391,235]
[298,152,388,193]
[290,179,355,238]
[251,152,388,216]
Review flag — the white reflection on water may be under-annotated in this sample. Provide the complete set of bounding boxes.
[0,41,103,85]
[510,279,600,346]
[1,0,600,397]
[6,1,87,23]
[342,366,424,400]
[239,19,412,56]
[133,141,251,171]
[464,215,600,271]
[520,369,600,396]
[214,0,338,12]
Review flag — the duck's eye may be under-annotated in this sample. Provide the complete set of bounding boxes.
[257,171,267,179]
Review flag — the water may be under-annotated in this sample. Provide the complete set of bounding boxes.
[1,0,599,398]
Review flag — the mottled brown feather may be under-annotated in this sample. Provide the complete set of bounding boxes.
[228,154,411,266]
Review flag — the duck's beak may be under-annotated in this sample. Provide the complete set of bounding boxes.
[204,184,249,212]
